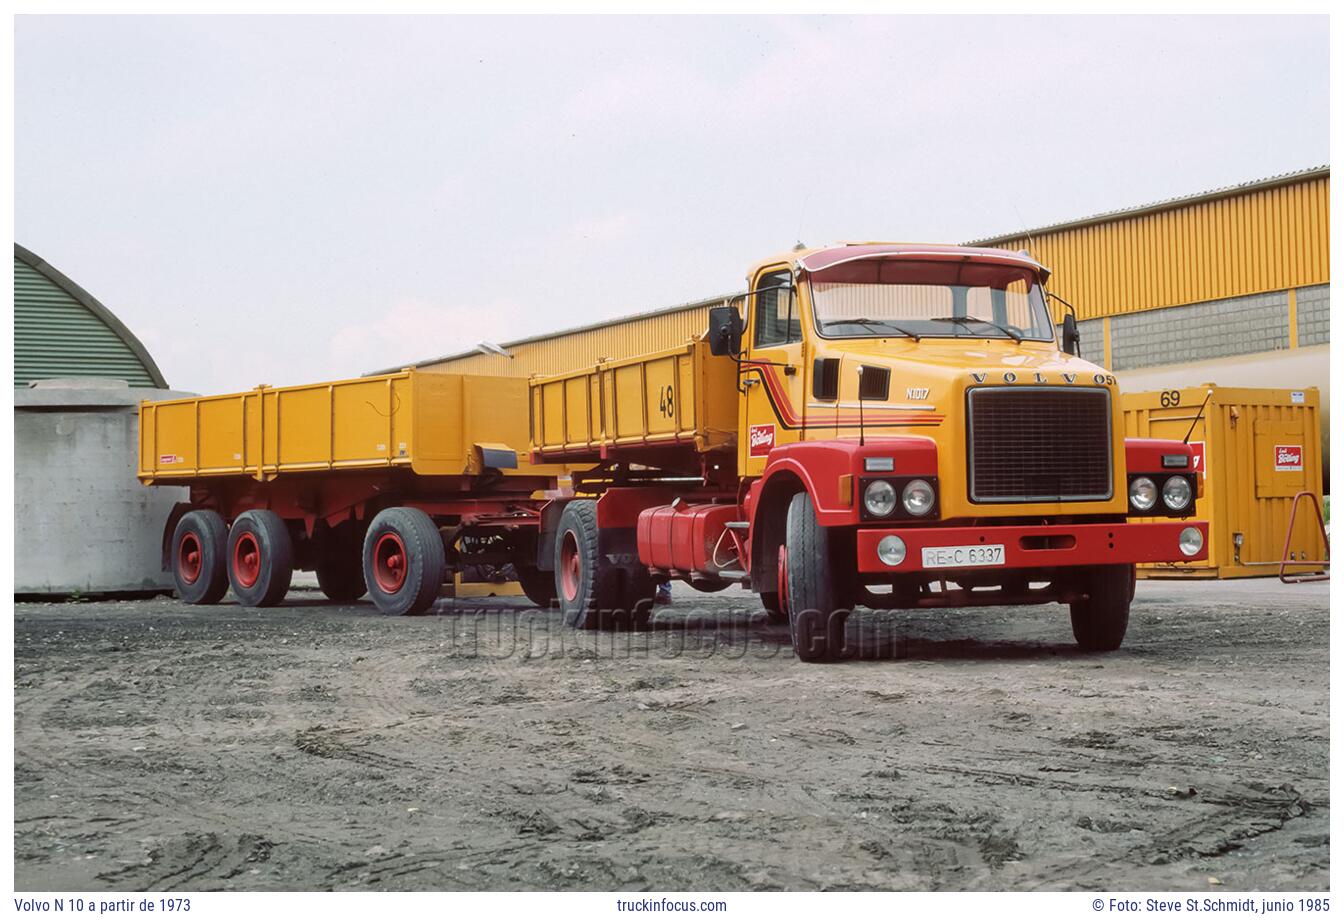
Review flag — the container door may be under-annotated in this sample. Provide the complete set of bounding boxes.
[740,267,805,476]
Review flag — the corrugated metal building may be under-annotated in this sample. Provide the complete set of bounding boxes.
[969,165,1330,373]
[374,166,1329,387]
[14,243,167,388]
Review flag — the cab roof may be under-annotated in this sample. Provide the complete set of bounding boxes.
[747,242,1050,281]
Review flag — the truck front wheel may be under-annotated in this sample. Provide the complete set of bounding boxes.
[362,507,445,616]
[172,509,230,605]
[1069,564,1134,652]
[785,492,848,662]
[228,510,294,608]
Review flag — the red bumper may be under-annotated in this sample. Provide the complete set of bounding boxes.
[855,521,1208,573]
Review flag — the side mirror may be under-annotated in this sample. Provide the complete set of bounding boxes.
[1061,314,1081,357]
[708,305,744,357]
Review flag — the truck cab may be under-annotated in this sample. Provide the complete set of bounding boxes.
[712,243,1208,659]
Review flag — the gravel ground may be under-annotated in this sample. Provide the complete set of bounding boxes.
[12,578,1329,892]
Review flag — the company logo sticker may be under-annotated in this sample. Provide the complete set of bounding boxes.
[159,453,181,465]
[1274,444,1303,472]
[748,424,776,458]
[1189,441,1205,477]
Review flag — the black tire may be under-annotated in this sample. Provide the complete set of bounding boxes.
[171,509,229,605]
[516,565,558,608]
[227,510,294,607]
[1070,564,1134,652]
[554,500,624,630]
[785,492,848,662]
[315,520,367,603]
[362,507,445,616]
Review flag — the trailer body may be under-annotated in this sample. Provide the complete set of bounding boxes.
[141,369,543,483]
[139,370,562,615]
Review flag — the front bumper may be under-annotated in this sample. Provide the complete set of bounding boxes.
[855,521,1208,573]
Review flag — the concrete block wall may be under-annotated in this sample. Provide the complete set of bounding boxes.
[1297,284,1330,347]
[1110,290,1291,372]
[15,380,191,595]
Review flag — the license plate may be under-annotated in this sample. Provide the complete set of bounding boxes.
[921,543,1006,569]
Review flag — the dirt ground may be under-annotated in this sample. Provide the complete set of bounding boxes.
[13,577,1329,892]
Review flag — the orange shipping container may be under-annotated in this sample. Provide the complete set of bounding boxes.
[1121,386,1325,578]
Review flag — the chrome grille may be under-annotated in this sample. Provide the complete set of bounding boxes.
[967,387,1112,502]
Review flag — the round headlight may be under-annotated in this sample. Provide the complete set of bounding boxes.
[877,535,907,567]
[901,479,935,516]
[864,480,897,517]
[1129,476,1157,512]
[1162,476,1192,511]
[1179,526,1204,557]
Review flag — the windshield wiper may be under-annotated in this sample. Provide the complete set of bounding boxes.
[927,316,1023,343]
[822,317,921,342]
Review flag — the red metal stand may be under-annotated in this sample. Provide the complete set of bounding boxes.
[1280,491,1330,584]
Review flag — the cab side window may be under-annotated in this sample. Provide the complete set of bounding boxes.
[753,270,800,347]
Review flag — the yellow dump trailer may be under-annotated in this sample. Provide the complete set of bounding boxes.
[529,338,738,463]
[138,369,562,617]
[1122,386,1325,578]
[140,369,544,483]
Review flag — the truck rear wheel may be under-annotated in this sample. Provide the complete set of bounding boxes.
[172,509,229,605]
[785,492,848,662]
[1069,564,1134,652]
[315,520,367,603]
[228,510,294,607]
[555,500,625,630]
[362,507,445,616]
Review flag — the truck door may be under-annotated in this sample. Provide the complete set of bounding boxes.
[740,267,806,476]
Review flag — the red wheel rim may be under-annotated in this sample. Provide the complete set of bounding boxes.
[178,532,203,584]
[373,532,408,593]
[233,531,261,588]
[559,531,581,602]
[777,544,790,616]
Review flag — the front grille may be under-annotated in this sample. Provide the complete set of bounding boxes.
[967,386,1112,502]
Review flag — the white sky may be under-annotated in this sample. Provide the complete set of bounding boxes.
[15,14,1329,395]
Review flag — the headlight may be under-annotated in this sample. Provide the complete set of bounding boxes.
[877,535,907,566]
[1129,476,1157,513]
[901,479,935,516]
[1162,476,1192,511]
[1179,526,1204,557]
[864,480,897,517]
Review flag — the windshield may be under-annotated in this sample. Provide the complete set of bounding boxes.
[808,258,1056,342]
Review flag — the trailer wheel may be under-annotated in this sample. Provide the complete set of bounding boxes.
[785,492,848,662]
[315,520,367,603]
[555,500,624,630]
[362,507,445,616]
[171,510,229,605]
[1069,564,1134,652]
[228,510,294,608]
[516,565,558,608]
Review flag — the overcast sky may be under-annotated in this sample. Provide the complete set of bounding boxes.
[15,14,1329,395]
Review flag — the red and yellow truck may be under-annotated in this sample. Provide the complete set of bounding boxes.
[140,242,1209,662]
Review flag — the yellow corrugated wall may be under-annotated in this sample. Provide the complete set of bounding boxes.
[422,302,717,378]
[987,173,1329,321]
